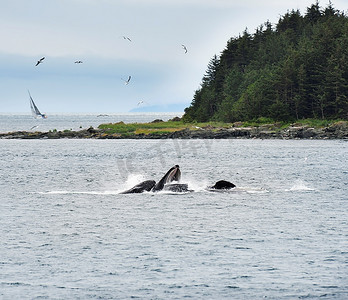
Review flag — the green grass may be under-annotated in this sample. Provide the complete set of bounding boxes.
[97,121,232,135]
[292,118,341,128]
[98,121,186,135]
[97,119,346,136]
[239,118,346,128]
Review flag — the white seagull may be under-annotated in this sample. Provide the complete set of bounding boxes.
[137,100,145,106]
[74,60,83,64]
[35,57,45,66]
[122,76,132,85]
[30,125,39,130]
[181,44,188,53]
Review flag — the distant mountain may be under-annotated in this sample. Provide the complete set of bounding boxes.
[129,103,188,113]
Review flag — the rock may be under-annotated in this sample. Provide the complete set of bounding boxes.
[87,126,97,133]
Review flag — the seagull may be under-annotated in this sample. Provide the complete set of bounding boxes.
[122,76,132,85]
[122,36,132,42]
[35,57,45,66]
[181,44,188,53]
[74,60,83,64]
[30,125,39,130]
[137,100,144,106]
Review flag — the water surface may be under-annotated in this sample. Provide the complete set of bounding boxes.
[0,113,183,133]
[1,139,347,299]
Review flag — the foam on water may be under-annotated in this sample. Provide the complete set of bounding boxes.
[124,173,147,189]
[287,179,315,191]
[180,177,210,192]
[233,187,269,194]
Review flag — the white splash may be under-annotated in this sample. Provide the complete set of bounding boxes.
[124,173,147,189]
[288,179,314,191]
[182,176,210,192]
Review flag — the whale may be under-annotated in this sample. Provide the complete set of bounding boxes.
[121,165,183,194]
[152,165,181,192]
[209,180,236,190]
[120,180,156,194]
[120,165,236,194]
[163,183,191,193]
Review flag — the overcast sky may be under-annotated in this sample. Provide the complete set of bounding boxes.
[1,0,346,113]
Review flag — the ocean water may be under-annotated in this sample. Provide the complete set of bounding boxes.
[0,137,347,299]
[0,113,183,133]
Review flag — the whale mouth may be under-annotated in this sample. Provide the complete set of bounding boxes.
[165,165,181,184]
[152,165,182,192]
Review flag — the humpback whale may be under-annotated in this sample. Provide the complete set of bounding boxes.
[120,180,156,194]
[209,180,236,190]
[152,165,181,192]
[120,165,235,194]
[121,165,187,194]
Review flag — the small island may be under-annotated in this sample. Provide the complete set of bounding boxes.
[1,118,347,140]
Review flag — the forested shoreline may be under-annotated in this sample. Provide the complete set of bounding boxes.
[183,2,348,123]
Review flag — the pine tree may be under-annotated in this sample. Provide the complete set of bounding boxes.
[183,2,348,122]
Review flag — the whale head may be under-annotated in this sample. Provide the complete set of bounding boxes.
[152,165,181,192]
[164,164,181,183]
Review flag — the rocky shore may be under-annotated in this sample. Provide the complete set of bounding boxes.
[1,121,347,140]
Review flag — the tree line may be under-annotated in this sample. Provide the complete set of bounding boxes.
[183,2,348,122]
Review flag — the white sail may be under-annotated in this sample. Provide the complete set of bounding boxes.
[28,91,47,119]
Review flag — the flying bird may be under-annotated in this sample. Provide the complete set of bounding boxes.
[35,57,45,66]
[30,125,39,130]
[137,100,144,106]
[122,36,132,42]
[181,44,188,53]
[74,60,83,64]
[122,76,132,85]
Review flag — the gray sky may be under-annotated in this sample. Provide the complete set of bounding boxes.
[1,0,346,113]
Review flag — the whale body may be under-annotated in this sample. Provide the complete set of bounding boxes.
[163,183,190,193]
[121,165,181,194]
[210,180,236,190]
[120,180,156,194]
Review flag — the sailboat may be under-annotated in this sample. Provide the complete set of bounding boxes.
[28,90,47,119]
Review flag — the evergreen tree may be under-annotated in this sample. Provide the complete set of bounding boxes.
[183,2,348,122]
